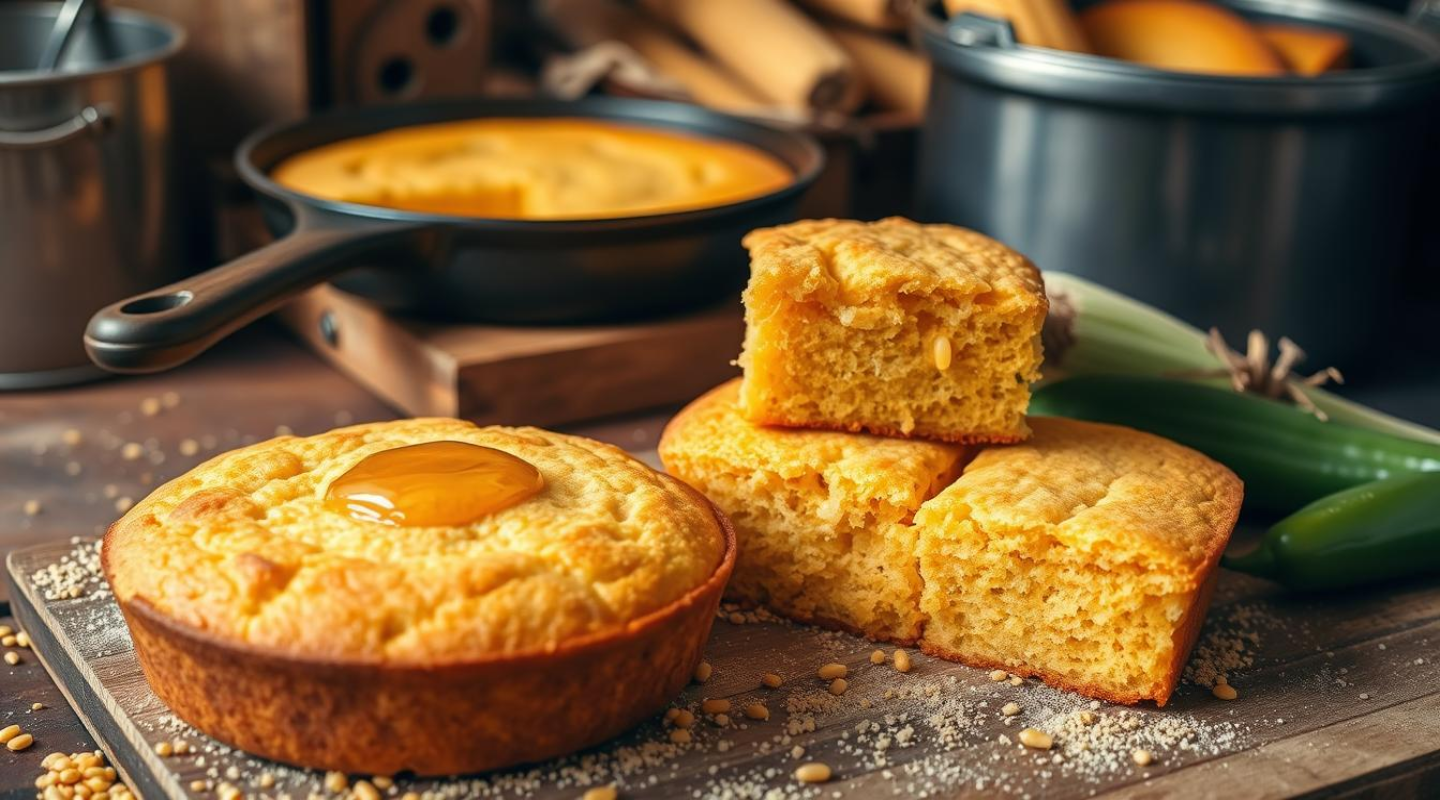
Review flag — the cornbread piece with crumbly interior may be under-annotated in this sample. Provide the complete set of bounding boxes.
[659,380,969,643]
[916,417,1242,706]
[737,217,1047,444]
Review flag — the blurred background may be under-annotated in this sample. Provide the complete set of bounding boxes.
[1,0,1437,418]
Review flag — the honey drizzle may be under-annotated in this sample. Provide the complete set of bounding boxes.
[324,441,543,527]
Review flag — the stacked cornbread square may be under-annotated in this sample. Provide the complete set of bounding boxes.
[661,380,967,643]
[662,218,1243,706]
[737,217,1048,443]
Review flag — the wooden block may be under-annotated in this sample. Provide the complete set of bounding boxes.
[278,285,743,425]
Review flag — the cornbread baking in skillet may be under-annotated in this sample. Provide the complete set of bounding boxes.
[916,417,1243,706]
[659,380,969,643]
[737,217,1047,443]
[103,418,735,775]
[271,117,793,220]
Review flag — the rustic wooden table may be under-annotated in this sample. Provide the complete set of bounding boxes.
[3,324,1438,800]
[0,324,673,800]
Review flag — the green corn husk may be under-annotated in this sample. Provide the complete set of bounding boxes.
[1040,272,1440,446]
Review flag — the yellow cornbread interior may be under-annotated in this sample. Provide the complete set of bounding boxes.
[271,118,793,220]
[737,218,1047,443]
[661,397,1242,705]
[105,419,723,664]
[659,381,968,642]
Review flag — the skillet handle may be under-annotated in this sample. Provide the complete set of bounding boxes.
[85,217,418,374]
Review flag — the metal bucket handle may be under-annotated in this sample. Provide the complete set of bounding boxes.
[0,104,111,150]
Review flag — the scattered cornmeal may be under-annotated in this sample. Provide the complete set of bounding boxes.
[1133,748,1155,766]
[693,661,713,683]
[829,678,849,696]
[1079,710,1096,725]
[258,772,276,789]
[1212,683,1239,701]
[1009,675,1024,686]
[672,710,695,728]
[744,703,770,721]
[761,672,784,688]
[1018,728,1053,750]
[817,663,847,680]
[583,786,619,800]
[1001,702,1021,716]
[989,669,1008,681]
[870,650,887,665]
[713,714,731,726]
[893,650,913,673]
[794,762,832,784]
[669,729,692,744]
[701,699,731,715]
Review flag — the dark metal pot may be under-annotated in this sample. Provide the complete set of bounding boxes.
[85,98,824,374]
[0,2,184,389]
[917,1,1440,365]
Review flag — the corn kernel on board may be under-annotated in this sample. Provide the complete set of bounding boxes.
[8,532,1440,800]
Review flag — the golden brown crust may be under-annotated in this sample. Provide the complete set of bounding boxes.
[104,487,737,776]
[105,419,725,663]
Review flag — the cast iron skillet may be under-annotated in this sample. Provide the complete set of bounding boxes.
[85,97,824,373]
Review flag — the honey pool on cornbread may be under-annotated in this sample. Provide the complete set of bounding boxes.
[271,118,794,220]
[101,419,736,775]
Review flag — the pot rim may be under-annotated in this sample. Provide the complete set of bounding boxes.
[235,96,827,233]
[0,2,186,88]
[918,0,1440,116]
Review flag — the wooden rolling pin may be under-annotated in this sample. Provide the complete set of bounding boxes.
[826,25,929,117]
[944,0,1091,52]
[797,0,915,31]
[541,0,770,112]
[641,0,864,113]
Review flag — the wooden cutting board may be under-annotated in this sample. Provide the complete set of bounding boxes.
[277,286,744,426]
[8,535,1440,799]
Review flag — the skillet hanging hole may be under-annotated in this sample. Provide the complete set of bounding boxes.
[377,57,416,96]
[120,291,193,315]
[319,310,340,348]
[426,6,462,47]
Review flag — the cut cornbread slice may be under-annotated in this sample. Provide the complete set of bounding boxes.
[915,417,1242,705]
[659,380,969,643]
[737,217,1047,443]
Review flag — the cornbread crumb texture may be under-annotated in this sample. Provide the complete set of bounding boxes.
[659,380,968,643]
[916,417,1243,705]
[272,118,793,221]
[663,388,1242,704]
[737,217,1047,442]
[105,419,723,662]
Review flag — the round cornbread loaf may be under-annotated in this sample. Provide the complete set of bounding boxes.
[103,418,735,775]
